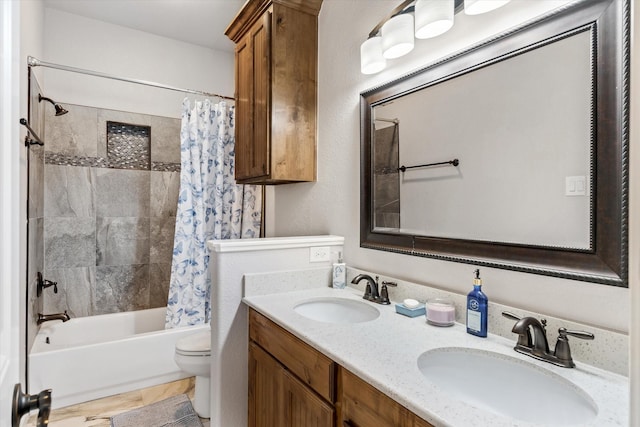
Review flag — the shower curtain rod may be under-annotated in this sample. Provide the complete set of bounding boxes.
[27,56,234,101]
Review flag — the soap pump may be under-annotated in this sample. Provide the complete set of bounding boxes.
[332,252,346,289]
[466,268,488,337]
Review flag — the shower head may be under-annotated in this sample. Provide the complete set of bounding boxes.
[38,94,69,116]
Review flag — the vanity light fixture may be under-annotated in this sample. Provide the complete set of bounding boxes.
[361,0,511,74]
[381,12,415,59]
[464,0,511,16]
[415,0,455,39]
[361,36,387,75]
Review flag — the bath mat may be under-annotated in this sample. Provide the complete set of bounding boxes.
[110,394,203,427]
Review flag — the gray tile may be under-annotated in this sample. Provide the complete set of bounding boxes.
[96,217,150,266]
[27,218,44,349]
[44,164,95,218]
[96,169,150,217]
[28,145,45,219]
[150,171,180,217]
[44,217,96,269]
[150,217,175,264]
[98,109,152,159]
[94,265,150,314]
[150,115,181,164]
[149,263,171,308]
[42,267,95,318]
[44,104,98,157]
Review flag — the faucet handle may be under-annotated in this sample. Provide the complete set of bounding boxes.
[379,281,397,305]
[501,311,520,321]
[558,328,594,341]
[553,327,594,367]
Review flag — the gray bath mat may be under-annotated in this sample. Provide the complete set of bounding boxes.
[110,394,203,427]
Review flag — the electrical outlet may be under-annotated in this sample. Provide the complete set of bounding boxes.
[309,246,330,262]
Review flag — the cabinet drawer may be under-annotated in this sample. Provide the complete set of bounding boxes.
[249,309,336,402]
[340,368,434,427]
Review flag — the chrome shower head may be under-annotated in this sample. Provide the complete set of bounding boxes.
[38,94,68,116]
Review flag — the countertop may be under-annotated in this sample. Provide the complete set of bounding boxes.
[243,286,629,427]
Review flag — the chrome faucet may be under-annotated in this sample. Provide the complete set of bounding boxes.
[37,310,70,325]
[503,312,594,368]
[351,274,380,302]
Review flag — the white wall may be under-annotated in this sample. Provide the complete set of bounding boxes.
[42,8,234,118]
[270,1,630,334]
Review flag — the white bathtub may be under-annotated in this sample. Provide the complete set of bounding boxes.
[29,307,209,409]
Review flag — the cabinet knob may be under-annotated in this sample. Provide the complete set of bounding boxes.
[343,420,355,427]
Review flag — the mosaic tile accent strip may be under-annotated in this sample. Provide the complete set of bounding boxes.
[151,161,181,172]
[107,121,151,170]
[45,152,181,172]
[45,152,108,167]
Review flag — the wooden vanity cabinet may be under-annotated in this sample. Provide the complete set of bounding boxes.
[249,309,336,427]
[248,308,435,427]
[339,368,435,427]
[226,0,322,184]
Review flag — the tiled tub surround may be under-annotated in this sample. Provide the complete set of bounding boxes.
[242,272,629,427]
[42,103,181,317]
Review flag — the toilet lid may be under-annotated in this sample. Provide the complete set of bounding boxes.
[176,330,211,355]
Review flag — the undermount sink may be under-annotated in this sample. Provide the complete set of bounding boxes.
[294,298,380,324]
[417,347,598,426]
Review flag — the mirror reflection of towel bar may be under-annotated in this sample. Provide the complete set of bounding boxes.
[398,158,459,173]
[19,118,45,147]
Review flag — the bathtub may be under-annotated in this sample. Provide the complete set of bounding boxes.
[29,307,209,409]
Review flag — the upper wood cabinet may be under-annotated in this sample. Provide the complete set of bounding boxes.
[226,0,322,184]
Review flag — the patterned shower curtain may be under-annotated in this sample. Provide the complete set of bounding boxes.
[165,99,262,328]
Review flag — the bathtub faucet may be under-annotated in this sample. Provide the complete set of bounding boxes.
[37,310,70,325]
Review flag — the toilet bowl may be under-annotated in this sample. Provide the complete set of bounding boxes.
[174,328,211,418]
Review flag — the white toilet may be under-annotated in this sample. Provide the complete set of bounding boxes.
[174,328,211,418]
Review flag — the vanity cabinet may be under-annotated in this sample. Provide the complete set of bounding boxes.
[225,0,322,184]
[249,310,336,426]
[248,309,434,427]
[340,368,434,427]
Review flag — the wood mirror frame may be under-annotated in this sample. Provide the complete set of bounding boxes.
[359,0,629,287]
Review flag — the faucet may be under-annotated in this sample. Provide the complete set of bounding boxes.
[37,310,70,325]
[351,274,380,302]
[503,312,594,368]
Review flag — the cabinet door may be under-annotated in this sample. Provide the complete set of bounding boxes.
[234,11,270,181]
[285,370,335,427]
[340,368,434,427]
[249,342,285,427]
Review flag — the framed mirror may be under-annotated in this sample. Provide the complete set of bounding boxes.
[360,0,629,286]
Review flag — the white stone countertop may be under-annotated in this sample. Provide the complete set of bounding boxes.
[243,286,629,427]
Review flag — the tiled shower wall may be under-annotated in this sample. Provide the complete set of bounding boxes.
[373,125,400,228]
[27,72,45,349]
[43,103,181,317]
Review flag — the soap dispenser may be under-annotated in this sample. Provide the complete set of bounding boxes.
[332,252,346,289]
[466,269,488,337]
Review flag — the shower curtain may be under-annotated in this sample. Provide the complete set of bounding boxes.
[165,99,261,328]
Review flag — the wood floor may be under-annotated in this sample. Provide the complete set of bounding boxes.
[26,377,210,427]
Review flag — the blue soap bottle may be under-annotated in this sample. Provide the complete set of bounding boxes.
[466,269,488,337]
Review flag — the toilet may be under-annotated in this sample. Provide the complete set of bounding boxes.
[174,328,211,418]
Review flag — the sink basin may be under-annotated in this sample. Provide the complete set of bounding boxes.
[294,298,380,323]
[417,348,598,425]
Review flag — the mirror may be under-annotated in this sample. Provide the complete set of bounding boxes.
[360,0,628,286]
